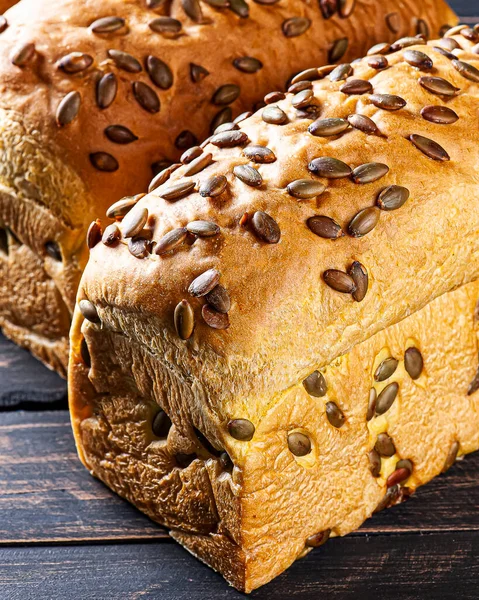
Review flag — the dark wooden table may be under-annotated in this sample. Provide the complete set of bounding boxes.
[1,2,479,597]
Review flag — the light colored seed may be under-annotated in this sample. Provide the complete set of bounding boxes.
[234,111,252,124]
[404,347,423,379]
[183,153,212,177]
[366,388,377,421]
[375,382,399,415]
[291,67,321,85]
[348,206,380,237]
[442,441,460,473]
[347,114,380,136]
[210,130,249,148]
[288,80,313,94]
[251,211,281,243]
[374,357,398,382]
[186,221,220,237]
[303,370,327,397]
[155,227,188,255]
[181,146,202,164]
[265,92,286,105]
[199,175,228,197]
[107,49,142,73]
[102,223,121,246]
[368,42,391,55]
[56,91,81,127]
[79,299,100,323]
[10,42,35,66]
[202,304,230,329]
[409,134,450,161]
[287,179,326,200]
[368,55,389,70]
[146,55,173,89]
[307,216,343,240]
[89,152,119,172]
[243,145,276,163]
[90,16,125,33]
[326,401,345,428]
[106,194,144,219]
[323,270,355,294]
[96,72,117,109]
[174,300,195,340]
[149,164,180,192]
[421,105,459,125]
[189,269,221,297]
[349,261,368,302]
[121,205,148,238]
[377,185,409,211]
[262,105,288,125]
[160,180,196,201]
[308,157,352,179]
[351,163,389,184]
[391,36,426,51]
[306,529,331,548]
[205,285,230,313]
[292,89,314,108]
[287,432,312,456]
[128,237,151,258]
[308,117,350,137]
[227,419,255,441]
[233,164,262,187]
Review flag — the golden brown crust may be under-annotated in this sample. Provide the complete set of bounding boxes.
[0,0,456,372]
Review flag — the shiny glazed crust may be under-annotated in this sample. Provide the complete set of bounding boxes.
[0,0,456,373]
[70,30,479,591]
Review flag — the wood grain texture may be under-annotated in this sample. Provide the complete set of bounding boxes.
[1,411,478,545]
[1,532,478,600]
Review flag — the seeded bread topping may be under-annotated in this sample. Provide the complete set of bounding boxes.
[70,28,479,592]
[0,0,455,374]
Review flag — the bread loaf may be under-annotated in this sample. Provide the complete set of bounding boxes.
[69,28,479,591]
[0,0,455,374]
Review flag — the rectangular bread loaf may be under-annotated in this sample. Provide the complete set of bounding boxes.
[0,0,456,373]
[70,28,479,591]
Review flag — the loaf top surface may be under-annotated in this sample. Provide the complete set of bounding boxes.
[0,0,455,228]
[78,28,479,406]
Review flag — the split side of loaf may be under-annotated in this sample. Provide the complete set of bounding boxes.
[70,281,479,591]
[0,0,456,374]
[70,29,479,590]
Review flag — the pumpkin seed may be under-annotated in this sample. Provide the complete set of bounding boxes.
[107,49,142,73]
[190,63,209,83]
[182,0,203,22]
[228,419,254,441]
[149,164,180,192]
[79,299,100,323]
[199,175,227,197]
[121,205,148,238]
[319,0,336,19]
[210,108,232,134]
[56,91,81,127]
[370,94,406,110]
[348,207,380,237]
[105,125,138,144]
[308,157,352,179]
[233,56,263,73]
[106,194,144,219]
[468,367,479,396]
[175,130,198,150]
[186,220,220,237]
[303,371,327,397]
[86,220,102,249]
[452,59,479,83]
[288,80,313,94]
[421,105,458,125]
[375,357,398,382]
[340,79,373,95]
[306,529,331,548]
[349,261,368,302]
[90,16,125,33]
[133,81,160,113]
[155,227,188,255]
[391,36,426,52]
[323,270,355,294]
[442,441,460,472]
[228,0,249,18]
[57,52,93,73]
[329,37,348,63]
[385,12,401,34]
[375,433,396,457]
[287,432,311,456]
[419,76,459,97]
[174,300,194,340]
[189,269,221,297]
[368,55,389,70]
[128,237,152,258]
[329,63,352,82]
[409,134,450,161]
[152,410,172,438]
[367,42,391,56]
[183,152,212,177]
[251,211,280,243]
[439,37,460,51]
[404,49,433,70]
[262,105,288,125]
[369,449,381,477]
[308,118,350,137]
[146,55,173,89]
[375,382,399,415]
[264,91,286,104]
[10,42,35,66]
[149,17,182,35]
[243,145,276,163]
[205,285,231,313]
[404,347,423,379]
[233,164,262,187]
[338,0,356,18]
[181,146,202,164]
[326,401,345,428]
[432,45,456,61]
[351,163,389,184]
[377,185,409,211]
[212,84,240,106]
[291,67,321,85]
[102,223,121,246]
[307,216,343,239]
[287,179,326,199]
[96,72,117,109]
[366,388,377,421]
[90,152,119,172]
[214,122,238,134]
[161,180,196,201]
[292,89,314,109]
[210,130,249,148]
[202,304,230,329]
[347,114,380,136]
[282,17,311,38]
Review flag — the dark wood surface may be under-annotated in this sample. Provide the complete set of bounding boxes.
[1,2,479,598]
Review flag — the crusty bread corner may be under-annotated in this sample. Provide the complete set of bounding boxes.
[69,280,479,592]
[0,1,18,13]
[0,0,456,374]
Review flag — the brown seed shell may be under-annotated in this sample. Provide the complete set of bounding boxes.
[96,72,117,109]
[79,299,100,323]
[421,105,459,125]
[264,91,286,104]
[107,49,142,73]
[199,175,228,197]
[57,52,93,74]
[348,207,380,237]
[106,194,144,219]
[367,42,391,56]
[186,221,220,237]
[282,17,311,38]
[442,441,460,472]
[368,449,381,477]
[233,56,263,73]
[181,146,203,164]
[368,55,389,70]
[306,529,331,548]
[210,108,232,134]
[229,0,249,18]
[146,55,173,89]
[212,84,240,106]
[326,401,345,428]
[329,37,349,63]
[308,157,352,179]
[307,216,343,240]
[385,12,401,34]
[182,0,203,22]
[403,49,433,70]
[262,105,288,125]
[202,304,230,329]
[205,285,231,313]
[349,261,368,302]
[409,134,450,161]
[303,370,327,397]
[377,185,410,211]
[56,91,81,127]
[375,382,399,415]
[387,467,410,487]
[375,433,396,457]
[133,81,160,113]
[90,152,119,172]
[90,16,125,33]
[340,79,373,95]
[121,205,148,238]
[105,125,138,144]
[308,117,350,137]
[45,241,62,262]
[0,17,8,35]
[228,419,255,441]
[210,130,249,148]
[102,223,121,246]
[160,180,196,201]
[10,42,35,66]
[347,114,380,136]
[183,152,212,177]
[174,300,195,340]
[251,211,281,243]
[287,432,312,456]
[190,63,209,83]
[366,388,377,421]
[452,59,479,83]
[86,220,102,249]
[292,89,314,108]
[287,179,326,200]
[329,63,353,82]
[404,347,424,379]
[128,237,152,259]
[419,76,459,97]
[189,269,221,297]
[243,145,276,163]
[155,227,188,255]
[370,93,406,111]
[149,17,182,35]
[176,130,198,150]
[351,163,389,184]
[233,164,262,187]
[375,357,399,382]
[323,270,355,294]
[149,164,180,192]
[152,410,172,438]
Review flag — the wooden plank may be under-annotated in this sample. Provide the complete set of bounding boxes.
[0,532,478,599]
[0,334,66,409]
[1,411,479,544]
